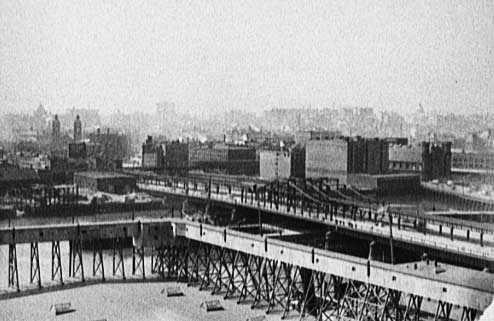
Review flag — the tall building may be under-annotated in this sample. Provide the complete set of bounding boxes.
[52,115,60,140]
[73,115,82,141]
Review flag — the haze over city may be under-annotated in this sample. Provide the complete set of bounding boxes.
[1,0,493,115]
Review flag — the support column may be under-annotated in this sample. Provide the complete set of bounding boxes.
[92,239,105,280]
[461,307,478,321]
[8,243,19,291]
[403,294,423,321]
[30,242,42,288]
[133,221,145,279]
[434,300,452,321]
[132,244,145,279]
[113,237,126,279]
[69,238,85,282]
[51,241,63,284]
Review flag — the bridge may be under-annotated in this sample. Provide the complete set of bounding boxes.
[0,218,491,321]
[134,174,494,268]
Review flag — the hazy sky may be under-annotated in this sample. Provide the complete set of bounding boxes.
[1,1,493,115]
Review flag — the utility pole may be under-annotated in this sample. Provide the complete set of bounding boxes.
[388,205,395,264]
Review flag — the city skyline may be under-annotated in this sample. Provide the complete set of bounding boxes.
[1,1,494,115]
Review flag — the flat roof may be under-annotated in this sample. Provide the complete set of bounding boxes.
[74,171,133,179]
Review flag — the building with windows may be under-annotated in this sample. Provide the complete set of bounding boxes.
[188,143,258,175]
[388,142,451,180]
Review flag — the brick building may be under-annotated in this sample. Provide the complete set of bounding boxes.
[188,143,258,176]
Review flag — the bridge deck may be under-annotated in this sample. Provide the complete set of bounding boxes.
[140,183,494,260]
[0,218,492,310]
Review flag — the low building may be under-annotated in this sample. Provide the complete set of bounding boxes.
[388,144,423,173]
[74,171,136,194]
[389,142,452,180]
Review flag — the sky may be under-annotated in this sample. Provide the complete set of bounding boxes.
[1,0,493,116]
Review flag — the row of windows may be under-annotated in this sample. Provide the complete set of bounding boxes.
[389,161,422,171]
[452,159,494,169]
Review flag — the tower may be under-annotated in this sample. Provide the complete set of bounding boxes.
[74,114,82,141]
[52,114,60,140]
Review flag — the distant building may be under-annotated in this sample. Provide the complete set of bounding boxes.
[290,145,306,179]
[68,142,87,159]
[142,136,164,169]
[305,139,348,182]
[388,141,452,180]
[388,144,422,173]
[305,137,389,183]
[156,102,177,135]
[188,143,258,176]
[294,130,341,145]
[73,115,82,141]
[164,141,189,172]
[87,128,130,170]
[52,115,60,141]
[0,163,40,193]
[259,150,291,179]
[74,171,136,195]
[384,137,408,146]
[452,151,494,172]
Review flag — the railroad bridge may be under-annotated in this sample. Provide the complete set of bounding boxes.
[135,174,494,271]
[1,218,492,321]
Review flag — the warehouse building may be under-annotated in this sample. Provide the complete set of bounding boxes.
[259,150,291,179]
[188,143,258,176]
[305,137,389,183]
